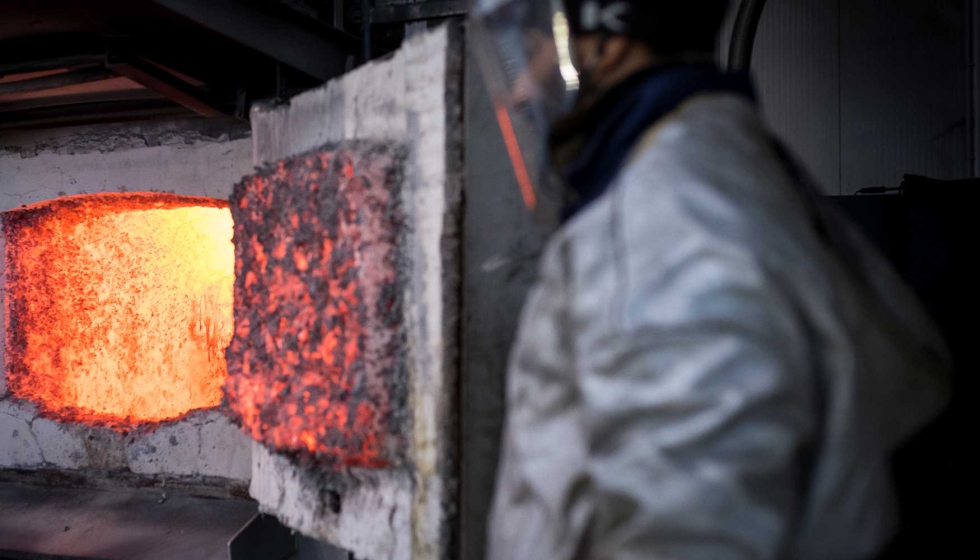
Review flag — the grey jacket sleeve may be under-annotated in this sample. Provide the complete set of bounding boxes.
[580,241,819,560]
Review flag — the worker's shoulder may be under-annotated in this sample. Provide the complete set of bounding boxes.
[624,92,787,210]
[646,91,767,155]
[611,92,815,257]
[554,92,821,288]
[590,93,828,313]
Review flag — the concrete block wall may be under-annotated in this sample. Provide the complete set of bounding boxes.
[0,119,254,482]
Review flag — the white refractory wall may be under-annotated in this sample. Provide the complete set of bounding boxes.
[248,24,463,560]
[0,118,254,482]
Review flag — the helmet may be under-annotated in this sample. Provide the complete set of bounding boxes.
[470,0,729,218]
[470,0,575,218]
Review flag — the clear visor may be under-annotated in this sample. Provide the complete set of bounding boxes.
[470,0,580,217]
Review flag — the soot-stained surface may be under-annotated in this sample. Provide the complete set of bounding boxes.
[223,143,407,469]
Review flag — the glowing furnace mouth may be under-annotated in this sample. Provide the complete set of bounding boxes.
[2,193,235,429]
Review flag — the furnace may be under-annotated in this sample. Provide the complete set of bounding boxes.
[3,193,234,428]
[0,121,254,486]
[0,21,461,560]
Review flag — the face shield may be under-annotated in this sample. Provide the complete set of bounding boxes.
[470,0,580,221]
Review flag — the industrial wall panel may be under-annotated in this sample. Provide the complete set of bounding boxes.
[840,0,968,193]
[742,0,970,195]
[751,0,842,194]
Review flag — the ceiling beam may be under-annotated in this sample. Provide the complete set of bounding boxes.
[106,54,228,118]
[0,54,106,78]
[0,98,191,131]
[0,89,163,114]
[0,34,107,78]
[0,67,116,96]
[150,0,357,82]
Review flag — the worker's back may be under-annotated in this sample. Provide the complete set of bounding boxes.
[488,92,950,560]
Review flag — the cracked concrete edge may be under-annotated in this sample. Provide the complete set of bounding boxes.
[31,415,89,469]
[0,397,37,422]
[198,412,253,480]
[0,399,43,467]
[120,410,250,480]
[0,117,251,159]
[0,398,251,480]
[250,443,414,560]
[126,420,204,477]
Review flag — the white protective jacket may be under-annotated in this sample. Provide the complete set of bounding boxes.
[488,93,950,560]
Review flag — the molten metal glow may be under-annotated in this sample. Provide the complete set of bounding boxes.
[224,146,403,468]
[3,193,234,429]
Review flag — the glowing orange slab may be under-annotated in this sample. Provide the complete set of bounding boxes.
[2,193,234,429]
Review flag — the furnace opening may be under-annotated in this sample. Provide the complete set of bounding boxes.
[2,193,234,429]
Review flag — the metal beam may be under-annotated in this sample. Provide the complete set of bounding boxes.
[150,0,357,82]
[371,0,467,25]
[0,67,116,96]
[0,89,163,114]
[0,54,105,78]
[0,34,107,78]
[106,54,227,118]
[0,98,191,132]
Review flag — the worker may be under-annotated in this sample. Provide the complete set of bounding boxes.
[471,1,952,558]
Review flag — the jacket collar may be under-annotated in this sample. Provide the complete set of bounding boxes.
[550,63,756,222]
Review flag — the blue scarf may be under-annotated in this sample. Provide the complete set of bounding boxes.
[552,63,756,221]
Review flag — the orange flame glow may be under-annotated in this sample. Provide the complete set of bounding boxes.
[3,193,234,429]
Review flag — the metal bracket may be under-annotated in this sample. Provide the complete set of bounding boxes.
[228,514,297,560]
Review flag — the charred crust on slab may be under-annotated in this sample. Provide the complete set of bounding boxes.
[224,141,409,471]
